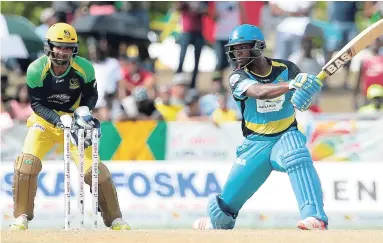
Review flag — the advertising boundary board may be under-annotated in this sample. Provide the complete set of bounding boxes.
[1,161,382,229]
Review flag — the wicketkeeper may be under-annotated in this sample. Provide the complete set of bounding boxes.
[11,23,130,230]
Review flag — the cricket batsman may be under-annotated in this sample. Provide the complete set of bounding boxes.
[193,24,328,230]
[11,23,130,230]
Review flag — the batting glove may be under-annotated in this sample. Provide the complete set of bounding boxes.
[289,73,323,94]
[291,89,313,112]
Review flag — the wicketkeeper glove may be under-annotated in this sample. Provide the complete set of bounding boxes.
[70,106,102,148]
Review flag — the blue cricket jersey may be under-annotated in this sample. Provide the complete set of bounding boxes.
[228,58,301,138]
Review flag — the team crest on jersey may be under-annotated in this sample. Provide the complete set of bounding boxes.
[69,78,80,89]
[277,77,284,83]
[63,30,71,39]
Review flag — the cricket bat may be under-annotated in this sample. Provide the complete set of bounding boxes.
[316,18,383,81]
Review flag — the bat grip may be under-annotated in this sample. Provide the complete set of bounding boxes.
[315,71,328,87]
[316,71,327,81]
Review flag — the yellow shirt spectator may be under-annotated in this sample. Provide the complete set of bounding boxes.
[212,93,238,124]
[358,84,383,114]
[212,108,238,124]
[358,104,383,113]
[154,102,183,121]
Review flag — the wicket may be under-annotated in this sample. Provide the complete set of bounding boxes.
[63,118,99,230]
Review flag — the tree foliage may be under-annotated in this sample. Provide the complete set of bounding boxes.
[1,1,52,26]
[1,1,172,26]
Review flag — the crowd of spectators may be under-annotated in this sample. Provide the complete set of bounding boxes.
[1,1,382,131]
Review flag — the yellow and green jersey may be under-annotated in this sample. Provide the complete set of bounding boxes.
[26,55,97,126]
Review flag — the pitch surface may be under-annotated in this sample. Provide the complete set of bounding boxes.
[2,229,383,243]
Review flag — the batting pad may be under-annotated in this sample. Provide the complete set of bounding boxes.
[280,131,328,224]
[208,195,236,229]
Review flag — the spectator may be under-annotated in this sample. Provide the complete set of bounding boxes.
[199,77,224,116]
[89,40,122,121]
[134,87,162,120]
[174,1,208,88]
[8,84,33,122]
[87,1,125,16]
[169,73,190,106]
[211,93,238,125]
[154,85,184,121]
[120,86,161,121]
[1,74,11,104]
[289,36,324,105]
[118,56,155,100]
[364,1,383,23]
[289,36,325,75]
[126,1,150,29]
[0,101,13,131]
[326,1,359,89]
[51,1,81,23]
[358,84,383,113]
[355,38,383,109]
[199,77,241,118]
[270,0,314,60]
[212,2,247,82]
[177,89,211,121]
[35,8,58,40]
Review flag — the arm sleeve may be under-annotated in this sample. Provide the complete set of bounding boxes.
[228,70,257,100]
[26,65,61,126]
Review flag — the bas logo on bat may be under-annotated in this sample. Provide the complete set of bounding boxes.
[324,48,355,75]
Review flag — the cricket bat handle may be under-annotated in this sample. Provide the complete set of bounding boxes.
[316,71,327,81]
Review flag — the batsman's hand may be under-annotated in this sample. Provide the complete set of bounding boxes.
[291,89,313,112]
[289,73,323,94]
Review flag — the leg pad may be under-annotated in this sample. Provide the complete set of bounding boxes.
[280,131,328,224]
[208,195,236,229]
[13,154,42,220]
[85,163,122,227]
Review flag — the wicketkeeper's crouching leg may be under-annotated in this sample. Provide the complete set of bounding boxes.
[12,154,42,224]
[83,163,128,229]
[70,106,130,230]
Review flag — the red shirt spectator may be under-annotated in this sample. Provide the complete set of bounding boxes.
[360,56,383,95]
[355,38,383,108]
[119,56,155,98]
[178,2,208,33]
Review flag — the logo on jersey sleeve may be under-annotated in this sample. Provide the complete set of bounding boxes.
[69,78,80,89]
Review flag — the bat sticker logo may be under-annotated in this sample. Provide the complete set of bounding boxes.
[324,48,355,75]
